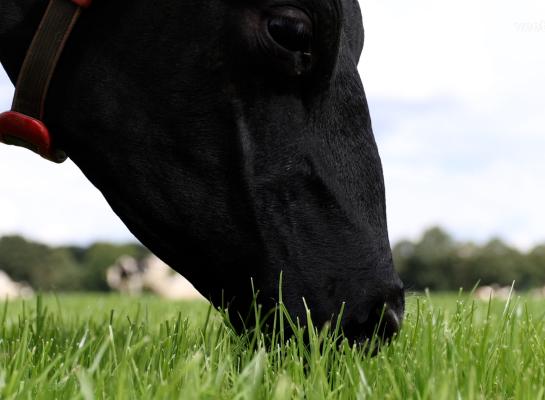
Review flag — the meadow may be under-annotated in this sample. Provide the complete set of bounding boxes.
[1,292,544,399]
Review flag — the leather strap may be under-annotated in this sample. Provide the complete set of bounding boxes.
[0,0,90,163]
[14,0,81,119]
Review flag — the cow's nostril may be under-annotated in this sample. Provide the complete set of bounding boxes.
[343,301,403,347]
[362,303,402,342]
[377,304,402,340]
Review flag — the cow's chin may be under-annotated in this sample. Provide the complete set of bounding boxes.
[270,269,405,346]
[215,271,404,348]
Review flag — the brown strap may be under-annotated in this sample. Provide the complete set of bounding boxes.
[12,0,81,120]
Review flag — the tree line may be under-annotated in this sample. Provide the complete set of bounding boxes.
[394,227,545,291]
[1,227,545,292]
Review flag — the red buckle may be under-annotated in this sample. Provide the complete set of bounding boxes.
[71,0,92,8]
[0,111,66,163]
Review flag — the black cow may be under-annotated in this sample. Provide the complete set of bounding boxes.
[0,0,404,342]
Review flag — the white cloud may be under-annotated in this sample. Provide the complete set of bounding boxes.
[360,0,545,107]
[0,145,137,245]
[360,0,545,248]
[377,99,545,248]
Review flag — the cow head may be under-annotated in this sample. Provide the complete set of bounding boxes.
[0,0,404,343]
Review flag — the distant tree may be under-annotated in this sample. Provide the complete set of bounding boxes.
[393,229,537,291]
[62,245,87,264]
[464,238,526,288]
[398,227,459,291]
[31,248,84,291]
[392,240,415,277]
[524,245,545,288]
[0,235,83,290]
[0,235,45,283]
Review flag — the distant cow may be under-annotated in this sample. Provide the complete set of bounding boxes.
[106,256,145,296]
[107,255,203,300]
[0,270,33,300]
[0,0,404,342]
[474,285,515,301]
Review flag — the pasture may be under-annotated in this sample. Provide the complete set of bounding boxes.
[1,293,544,399]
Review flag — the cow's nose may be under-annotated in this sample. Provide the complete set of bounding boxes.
[365,282,405,337]
[344,286,405,346]
[367,302,403,342]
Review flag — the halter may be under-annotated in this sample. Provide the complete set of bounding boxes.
[0,0,91,163]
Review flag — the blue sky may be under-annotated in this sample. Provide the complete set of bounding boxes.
[1,0,545,248]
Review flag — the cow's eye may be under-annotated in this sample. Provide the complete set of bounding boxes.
[268,7,313,53]
[267,7,313,54]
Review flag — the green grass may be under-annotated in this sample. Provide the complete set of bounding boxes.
[1,292,545,399]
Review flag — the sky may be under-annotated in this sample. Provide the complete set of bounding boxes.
[1,0,545,248]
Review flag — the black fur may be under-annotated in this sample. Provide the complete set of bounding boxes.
[0,0,404,342]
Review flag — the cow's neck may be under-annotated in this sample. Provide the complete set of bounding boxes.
[0,0,49,83]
